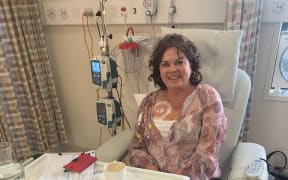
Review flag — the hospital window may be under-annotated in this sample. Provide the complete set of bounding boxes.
[270,22,288,98]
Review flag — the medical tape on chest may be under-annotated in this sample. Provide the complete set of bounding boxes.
[153,101,172,120]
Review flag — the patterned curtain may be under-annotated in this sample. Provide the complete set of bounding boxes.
[225,0,263,141]
[0,0,67,160]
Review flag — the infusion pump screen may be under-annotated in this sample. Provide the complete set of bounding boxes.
[96,102,107,125]
[92,61,100,73]
[91,60,101,86]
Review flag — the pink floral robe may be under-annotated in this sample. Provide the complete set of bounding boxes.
[129,84,227,179]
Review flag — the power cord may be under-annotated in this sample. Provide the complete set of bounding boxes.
[265,150,288,179]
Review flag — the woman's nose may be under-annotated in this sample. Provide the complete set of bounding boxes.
[168,63,177,71]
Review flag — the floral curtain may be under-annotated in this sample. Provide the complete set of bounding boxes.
[0,0,67,160]
[225,0,263,141]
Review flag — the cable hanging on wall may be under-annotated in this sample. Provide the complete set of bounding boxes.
[168,0,176,28]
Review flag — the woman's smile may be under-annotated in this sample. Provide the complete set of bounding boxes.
[167,73,181,80]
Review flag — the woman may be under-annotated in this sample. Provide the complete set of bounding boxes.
[129,34,227,179]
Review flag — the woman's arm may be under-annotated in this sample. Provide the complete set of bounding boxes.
[128,95,159,170]
[180,86,227,178]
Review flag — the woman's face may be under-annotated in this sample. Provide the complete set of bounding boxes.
[159,47,192,91]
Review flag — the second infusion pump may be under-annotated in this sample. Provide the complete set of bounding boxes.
[96,98,122,128]
[90,56,118,90]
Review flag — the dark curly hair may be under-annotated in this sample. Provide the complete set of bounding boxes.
[148,33,202,89]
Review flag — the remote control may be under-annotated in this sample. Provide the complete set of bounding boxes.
[245,159,265,179]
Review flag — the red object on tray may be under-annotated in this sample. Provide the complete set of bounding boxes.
[63,153,97,173]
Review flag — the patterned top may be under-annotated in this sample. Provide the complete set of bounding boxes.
[129,84,227,179]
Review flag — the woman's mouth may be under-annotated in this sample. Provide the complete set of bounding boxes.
[168,75,180,80]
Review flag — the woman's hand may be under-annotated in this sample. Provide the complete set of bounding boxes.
[145,164,159,171]
[174,169,183,175]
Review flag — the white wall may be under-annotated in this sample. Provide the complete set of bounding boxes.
[248,23,288,155]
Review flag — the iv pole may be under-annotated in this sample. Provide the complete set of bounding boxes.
[97,0,117,136]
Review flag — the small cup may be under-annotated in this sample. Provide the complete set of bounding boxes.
[103,161,126,180]
[0,142,12,163]
[0,142,25,179]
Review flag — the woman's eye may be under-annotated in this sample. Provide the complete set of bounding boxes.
[175,60,184,65]
[160,62,169,67]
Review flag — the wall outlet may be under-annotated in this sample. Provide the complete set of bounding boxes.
[272,0,286,14]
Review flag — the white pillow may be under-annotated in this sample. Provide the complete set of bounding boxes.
[161,27,243,102]
[134,94,147,106]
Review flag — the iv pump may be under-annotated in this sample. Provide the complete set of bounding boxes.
[91,55,121,129]
[96,98,121,128]
[90,56,118,90]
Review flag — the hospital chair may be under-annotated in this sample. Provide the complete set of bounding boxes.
[95,27,269,180]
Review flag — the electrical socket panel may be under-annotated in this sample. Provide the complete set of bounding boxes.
[272,0,287,14]
[41,0,225,25]
[42,0,99,25]
[262,0,288,22]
